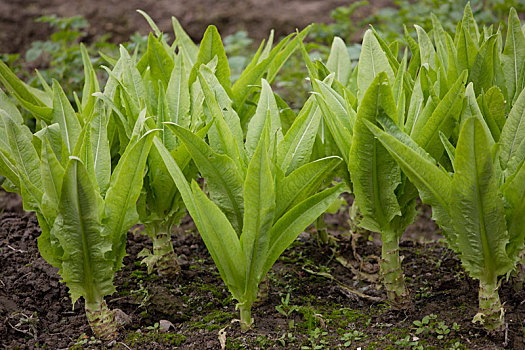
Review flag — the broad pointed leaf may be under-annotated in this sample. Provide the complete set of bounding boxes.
[349,73,401,232]
[357,29,395,101]
[164,122,245,234]
[451,117,511,280]
[52,81,81,154]
[103,130,157,270]
[53,157,114,306]
[241,131,275,299]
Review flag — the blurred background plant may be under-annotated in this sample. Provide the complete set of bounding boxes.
[274,0,525,108]
[0,14,148,100]
[368,0,525,42]
[223,30,254,82]
[25,15,101,87]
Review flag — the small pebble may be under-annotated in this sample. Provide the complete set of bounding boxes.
[114,309,132,326]
[159,319,174,333]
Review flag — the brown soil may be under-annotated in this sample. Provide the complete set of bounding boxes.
[0,0,390,54]
[0,191,23,214]
[1,191,523,349]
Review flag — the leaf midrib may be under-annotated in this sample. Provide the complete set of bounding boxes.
[150,43,170,85]
[370,89,387,227]
[245,149,267,295]
[289,107,318,171]
[110,141,147,253]
[93,114,104,172]
[471,129,495,278]
[58,96,72,153]
[73,164,96,303]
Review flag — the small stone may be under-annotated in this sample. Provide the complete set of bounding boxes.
[114,309,132,326]
[159,319,174,333]
[177,255,189,267]
[298,232,309,241]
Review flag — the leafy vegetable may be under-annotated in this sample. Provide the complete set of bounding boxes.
[365,89,525,330]
[0,71,156,339]
[310,29,466,306]
[156,77,343,329]
[348,73,417,307]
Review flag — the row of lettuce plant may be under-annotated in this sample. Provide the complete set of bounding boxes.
[0,3,523,340]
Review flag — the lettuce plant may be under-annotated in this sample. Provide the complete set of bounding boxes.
[0,78,156,339]
[0,39,157,339]
[101,30,195,278]
[95,13,309,277]
[154,67,343,329]
[309,27,466,305]
[365,88,525,331]
[347,74,418,306]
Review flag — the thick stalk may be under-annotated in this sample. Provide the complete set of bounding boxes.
[474,279,504,331]
[85,300,118,341]
[380,232,411,308]
[239,303,253,331]
[151,227,180,278]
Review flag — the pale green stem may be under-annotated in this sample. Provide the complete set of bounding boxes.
[474,279,504,332]
[85,299,118,341]
[381,231,411,308]
[239,303,253,331]
[148,222,180,277]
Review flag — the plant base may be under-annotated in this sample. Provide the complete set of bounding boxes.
[239,304,253,331]
[473,280,504,332]
[153,231,181,278]
[155,250,181,278]
[85,300,119,341]
[381,236,412,309]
